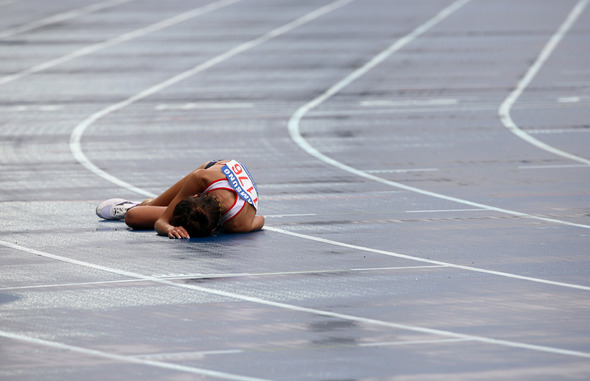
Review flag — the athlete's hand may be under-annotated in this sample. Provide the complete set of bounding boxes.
[167,226,190,239]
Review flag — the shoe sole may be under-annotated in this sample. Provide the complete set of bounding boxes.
[96,198,127,220]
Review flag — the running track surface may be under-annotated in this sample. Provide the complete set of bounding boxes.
[1,0,590,380]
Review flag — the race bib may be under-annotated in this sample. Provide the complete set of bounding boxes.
[222,160,259,210]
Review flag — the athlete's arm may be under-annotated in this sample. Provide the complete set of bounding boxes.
[251,215,265,231]
[155,170,209,238]
[225,214,265,234]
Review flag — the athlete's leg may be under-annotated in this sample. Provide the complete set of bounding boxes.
[145,160,227,207]
[125,206,166,230]
[145,172,194,207]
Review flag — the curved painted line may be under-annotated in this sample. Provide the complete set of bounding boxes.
[498,0,590,165]
[69,0,355,197]
[67,0,590,285]
[287,0,590,230]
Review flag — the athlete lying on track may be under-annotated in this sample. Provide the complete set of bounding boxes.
[96,160,264,239]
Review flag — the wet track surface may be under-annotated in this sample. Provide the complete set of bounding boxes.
[1,0,590,379]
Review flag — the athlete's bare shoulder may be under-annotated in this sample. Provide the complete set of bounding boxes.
[223,205,263,233]
[196,160,225,175]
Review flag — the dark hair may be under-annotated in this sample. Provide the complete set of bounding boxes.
[170,194,222,237]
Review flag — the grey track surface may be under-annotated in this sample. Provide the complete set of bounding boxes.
[1,0,590,379]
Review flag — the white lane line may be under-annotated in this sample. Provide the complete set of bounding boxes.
[498,0,590,165]
[0,0,134,39]
[0,265,444,291]
[0,0,242,86]
[0,330,267,381]
[519,164,589,169]
[527,128,590,134]
[164,265,446,279]
[360,99,458,107]
[287,0,470,126]
[2,238,590,359]
[557,96,581,103]
[0,279,148,291]
[134,349,244,360]
[144,339,474,355]
[156,102,254,110]
[314,98,590,117]
[70,0,356,198]
[1,105,64,112]
[263,226,590,291]
[359,338,472,348]
[287,0,590,231]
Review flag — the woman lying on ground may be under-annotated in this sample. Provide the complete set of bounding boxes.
[95,160,264,239]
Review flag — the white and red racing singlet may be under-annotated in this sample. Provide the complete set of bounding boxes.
[202,160,259,225]
[220,160,259,210]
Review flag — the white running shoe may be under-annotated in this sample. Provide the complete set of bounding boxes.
[96,198,140,220]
